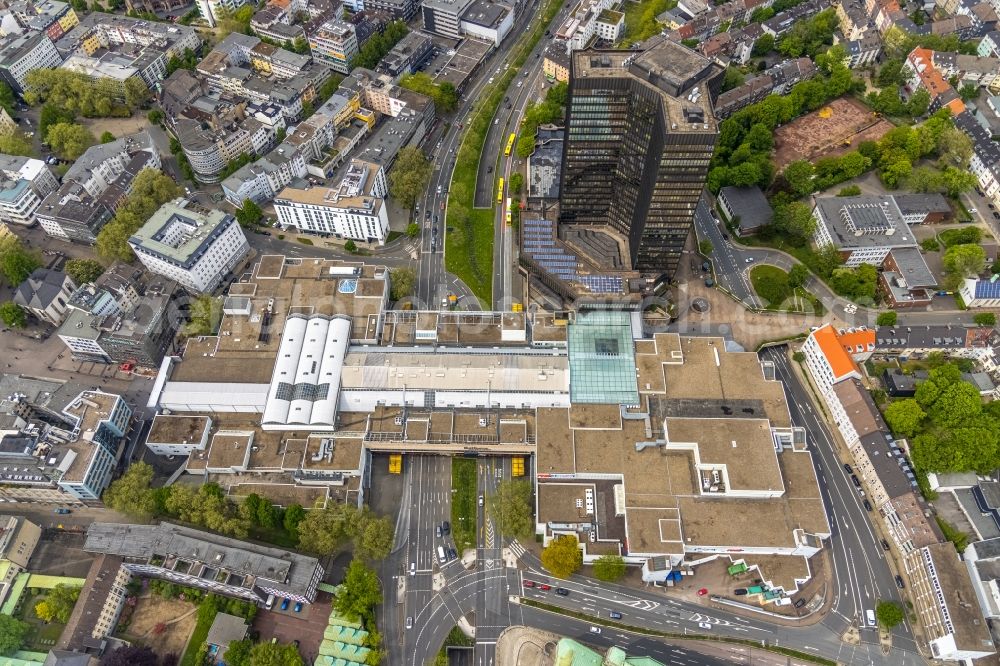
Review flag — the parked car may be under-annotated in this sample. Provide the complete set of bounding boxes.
[850,474,861,488]
[863,499,873,511]
[843,463,853,473]
[734,588,748,595]
[895,575,905,589]
[880,539,890,551]
[794,599,806,608]
[555,588,569,596]
[294,602,302,612]
[280,598,290,611]
[609,611,622,619]
[54,508,71,514]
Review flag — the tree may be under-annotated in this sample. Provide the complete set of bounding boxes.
[235,199,262,228]
[184,294,221,336]
[698,239,713,256]
[884,399,925,438]
[592,554,626,582]
[509,172,524,195]
[344,240,358,253]
[486,479,534,540]
[406,223,420,238]
[974,312,997,326]
[46,123,95,161]
[147,108,164,125]
[838,185,862,196]
[787,263,809,289]
[34,584,81,623]
[792,351,806,363]
[0,235,41,286]
[0,615,28,655]
[64,258,104,285]
[721,67,745,93]
[0,81,14,115]
[297,504,357,554]
[245,642,304,666]
[752,33,775,56]
[876,311,898,326]
[101,646,160,666]
[100,131,116,144]
[930,381,982,429]
[283,504,306,533]
[335,559,381,623]
[389,267,415,302]
[876,600,905,629]
[102,461,156,520]
[772,201,816,244]
[96,168,182,261]
[0,301,26,328]
[388,146,432,209]
[355,514,394,561]
[942,243,986,289]
[0,131,34,157]
[936,127,973,167]
[541,534,583,579]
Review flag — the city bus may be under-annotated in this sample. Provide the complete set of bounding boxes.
[496,177,504,204]
[504,132,516,157]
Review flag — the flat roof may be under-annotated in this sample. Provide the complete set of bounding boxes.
[925,542,994,652]
[146,415,211,446]
[567,310,639,404]
[129,199,237,267]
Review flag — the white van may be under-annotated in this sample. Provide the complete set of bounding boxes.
[437,545,447,564]
[865,610,877,628]
[265,594,275,610]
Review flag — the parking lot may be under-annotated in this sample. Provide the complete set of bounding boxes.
[29,531,94,578]
[252,592,335,662]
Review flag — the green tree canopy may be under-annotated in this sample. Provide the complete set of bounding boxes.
[876,600,905,628]
[102,461,156,520]
[485,479,534,540]
[184,294,222,337]
[0,615,29,655]
[64,258,105,285]
[941,243,986,289]
[388,146,432,209]
[34,584,81,623]
[541,535,583,579]
[235,199,262,228]
[0,131,34,157]
[876,311,898,326]
[0,235,41,286]
[96,168,181,261]
[389,267,415,302]
[0,302,26,329]
[974,312,997,326]
[46,122,95,160]
[335,559,381,624]
[297,504,393,560]
[592,554,626,582]
[884,399,925,438]
[283,504,306,533]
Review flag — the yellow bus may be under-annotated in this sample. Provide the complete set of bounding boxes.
[496,177,504,204]
[389,454,402,474]
[504,132,516,157]
[512,457,525,476]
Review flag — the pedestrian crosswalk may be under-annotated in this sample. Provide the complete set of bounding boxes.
[509,539,527,559]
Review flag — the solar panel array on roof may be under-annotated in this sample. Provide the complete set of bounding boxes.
[522,218,624,293]
[975,279,1000,300]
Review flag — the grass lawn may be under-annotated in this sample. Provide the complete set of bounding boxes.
[749,265,824,315]
[387,230,404,243]
[445,0,562,304]
[619,0,676,45]
[15,591,69,651]
[296,237,314,245]
[451,458,477,553]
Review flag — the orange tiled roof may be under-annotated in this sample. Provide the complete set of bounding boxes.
[838,328,876,356]
[813,324,859,379]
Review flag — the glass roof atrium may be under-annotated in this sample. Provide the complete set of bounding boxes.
[567,310,639,405]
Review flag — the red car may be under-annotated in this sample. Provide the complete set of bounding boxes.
[523,580,535,588]
[539,584,552,591]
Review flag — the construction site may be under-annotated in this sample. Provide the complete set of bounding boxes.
[773,97,894,169]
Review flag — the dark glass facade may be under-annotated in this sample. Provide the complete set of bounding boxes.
[559,51,718,280]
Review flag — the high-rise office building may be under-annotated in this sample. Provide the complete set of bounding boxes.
[558,40,723,280]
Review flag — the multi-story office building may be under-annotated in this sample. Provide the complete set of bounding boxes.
[56,390,131,500]
[0,155,59,227]
[421,0,472,39]
[344,0,419,20]
[377,30,433,77]
[310,19,358,74]
[36,131,159,243]
[274,158,389,243]
[221,142,307,206]
[143,415,212,456]
[57,270,180,368]
[0,30,62,93]
[558,40,722,281]
[85,522,325,604]
[811,195,923,267]
[129,198,250,294]
[4,0,79,41]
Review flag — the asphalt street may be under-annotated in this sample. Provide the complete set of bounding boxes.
[474,458,513,665]
[761,346,920,658]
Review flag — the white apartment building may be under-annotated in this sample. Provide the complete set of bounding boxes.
[310,19,358,74]
[801,324,863,398]
[128,199,250,293]
[0,155,58,226]
[0,30,62,93]
[196,0,252,28]
[144,414,212,456]
[274,159,389,244]
[221,143,307,206]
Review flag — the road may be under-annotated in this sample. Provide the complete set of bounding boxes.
[474,457,513,665]
[694,191,986,327]
[760,346,919,657]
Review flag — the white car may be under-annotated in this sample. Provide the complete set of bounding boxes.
[406,616,413,629]
[589,626,602,634]
[409,562,416,576]
[698,622,712,630]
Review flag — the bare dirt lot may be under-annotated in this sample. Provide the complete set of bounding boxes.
[119,595,197,658]
[81,116,151,140]
[774,97,893,169]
